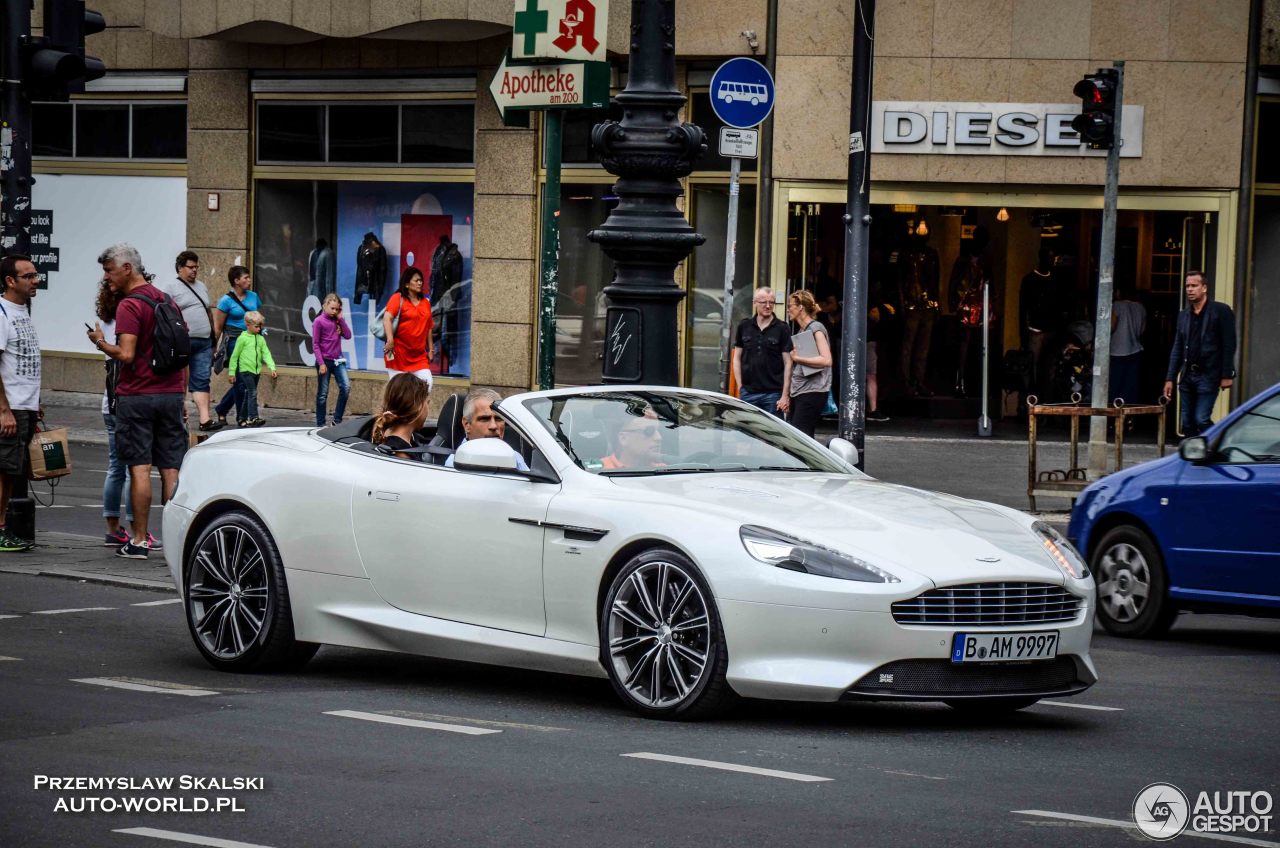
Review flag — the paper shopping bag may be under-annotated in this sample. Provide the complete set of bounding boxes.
[29,427,73,480]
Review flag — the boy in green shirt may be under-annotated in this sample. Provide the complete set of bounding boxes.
[227,311,277,427]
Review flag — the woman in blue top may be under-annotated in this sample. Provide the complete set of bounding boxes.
[213,266,262,426]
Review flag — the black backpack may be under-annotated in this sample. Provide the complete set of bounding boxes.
[127,292,191,376]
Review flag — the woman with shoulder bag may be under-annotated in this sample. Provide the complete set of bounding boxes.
[383,266,434,387]
[786,289,833,439]
[212,266,261,427]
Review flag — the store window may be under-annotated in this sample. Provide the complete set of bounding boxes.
[32,101,187,159]
[687,184,757,390]
[253,179,475,376]
[256,102,475,165]
[553,185,617,385]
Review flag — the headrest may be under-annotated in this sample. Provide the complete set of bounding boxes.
[434,392,466,450]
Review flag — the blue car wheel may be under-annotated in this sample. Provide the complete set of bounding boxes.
[1091,524,1178,638]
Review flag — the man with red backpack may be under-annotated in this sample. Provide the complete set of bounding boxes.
[86,243,190,559]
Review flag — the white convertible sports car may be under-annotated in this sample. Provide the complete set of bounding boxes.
[164,386,1097,719]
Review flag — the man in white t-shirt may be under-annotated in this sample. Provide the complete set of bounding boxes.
[0,255,43,551]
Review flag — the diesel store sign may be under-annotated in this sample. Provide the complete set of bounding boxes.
[871,102,1144,157]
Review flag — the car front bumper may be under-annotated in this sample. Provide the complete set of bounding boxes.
[718,598,1097,702]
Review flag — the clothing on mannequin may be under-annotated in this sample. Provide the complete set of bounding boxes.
[354,233,388,305]
[897,234,940,396]
[948,226,995,398]
[1019,247,1063,396]
[307,238,335,299]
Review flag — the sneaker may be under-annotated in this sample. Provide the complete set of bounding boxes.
[0,529,33,552]
[104,527,129,547]
[146,532,163,552]
[116,539,151,559]
[867,410,890,423]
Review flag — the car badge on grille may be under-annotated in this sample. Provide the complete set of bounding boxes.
[976,556,1001,562]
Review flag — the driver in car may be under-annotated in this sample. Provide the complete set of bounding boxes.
[445,387,530,471]
[601,407,666,470]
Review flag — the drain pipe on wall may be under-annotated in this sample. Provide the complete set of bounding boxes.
[1233,0,1263,402]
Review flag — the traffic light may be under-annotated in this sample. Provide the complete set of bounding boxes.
[23,0,106,101]
[1071,68,1119,150]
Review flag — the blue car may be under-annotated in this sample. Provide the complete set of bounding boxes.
[1069,382,1280,637]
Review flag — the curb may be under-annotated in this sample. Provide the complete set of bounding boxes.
[0,566,176,593]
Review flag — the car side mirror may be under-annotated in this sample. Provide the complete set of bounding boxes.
[453,437,520,472]
[1179,436,1210,463]
[827,437,860,468]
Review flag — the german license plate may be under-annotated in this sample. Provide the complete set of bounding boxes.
[951,631,1059,663]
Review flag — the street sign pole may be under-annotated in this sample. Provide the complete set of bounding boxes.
[1087,61,1125,479]
[537,109,564,390]
[718,154,741,393]
[839,0,875,470]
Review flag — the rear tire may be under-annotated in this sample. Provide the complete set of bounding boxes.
[184,510,318,672]
[1091,524,1177,638]
[601,548,735,720]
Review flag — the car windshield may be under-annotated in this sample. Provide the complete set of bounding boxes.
[521,390,851,475]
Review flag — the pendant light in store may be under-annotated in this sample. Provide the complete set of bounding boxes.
[996,207,1009,222]
[914,219,929,236]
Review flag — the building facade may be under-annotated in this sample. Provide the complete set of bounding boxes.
[29,0,1265,420]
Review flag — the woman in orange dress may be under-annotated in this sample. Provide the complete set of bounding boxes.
[383,266,435,386]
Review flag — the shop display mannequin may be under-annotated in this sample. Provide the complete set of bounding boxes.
[307,238,335,299]
[354,233,388,305]
[897,233,940,396]
[1019,247,1062,396]
[949,226,995,398]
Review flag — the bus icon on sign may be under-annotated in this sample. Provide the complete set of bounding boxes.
[717,81,769,107]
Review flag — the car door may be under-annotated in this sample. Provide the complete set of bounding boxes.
[1172,392,1280,599]
[350,453,559,636]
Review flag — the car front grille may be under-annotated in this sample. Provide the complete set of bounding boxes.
[846,657,1084,698]
[891,582,1082,627]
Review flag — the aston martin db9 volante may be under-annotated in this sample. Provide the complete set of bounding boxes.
[165,386,1097,719]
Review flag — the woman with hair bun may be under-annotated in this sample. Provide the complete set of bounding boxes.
[371,372,432,460]
[785,289,833,439]
[383,266,434,387]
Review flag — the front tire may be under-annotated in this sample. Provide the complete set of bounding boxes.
[1091,524,1177,638]
[601,549,735,720]
[184,511,318,672]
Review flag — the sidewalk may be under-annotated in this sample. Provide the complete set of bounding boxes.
[0,532,176,592]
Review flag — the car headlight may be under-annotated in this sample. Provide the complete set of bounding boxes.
[1032,520,1089,580]
[739,525,900,583]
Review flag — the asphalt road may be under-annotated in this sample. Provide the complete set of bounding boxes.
[1,571,1277,848]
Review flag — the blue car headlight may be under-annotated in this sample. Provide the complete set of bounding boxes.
[739,525,900,583]
[1033,520,1089,580]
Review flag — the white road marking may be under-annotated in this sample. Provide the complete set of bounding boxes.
[33,607,117,615]
[0,655,21,661]
[383,710,567,732]
[132,598,182,606]
[1038,700,1123,712]
[114,827,277,848]
[325,710,502,735]
[35,504,75,509]
[0,614,20,620]
[621,752,833,783]
[72,678,220,697]
[1013,810,1280,846]
[880,769,946,780]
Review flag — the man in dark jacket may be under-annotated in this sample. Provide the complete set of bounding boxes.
[1163,271,1237,437]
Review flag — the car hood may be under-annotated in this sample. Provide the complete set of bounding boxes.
[612,472,1066,585]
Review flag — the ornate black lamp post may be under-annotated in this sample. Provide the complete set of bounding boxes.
[589,0,705,385]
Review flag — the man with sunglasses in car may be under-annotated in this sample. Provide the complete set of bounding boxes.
[601,407,665,471]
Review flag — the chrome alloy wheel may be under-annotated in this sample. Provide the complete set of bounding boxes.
[188,525,270,659]
[1096,541,1151,623]
[607,561,712,709]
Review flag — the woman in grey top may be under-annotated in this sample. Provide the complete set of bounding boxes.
[786,289,833,438]
[1109,285,1147,406]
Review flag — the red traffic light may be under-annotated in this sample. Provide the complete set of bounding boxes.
[1072,68,1120,150]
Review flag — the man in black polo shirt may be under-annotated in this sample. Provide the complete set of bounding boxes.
[732,287,792,418]
[1163,270,1237,437]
